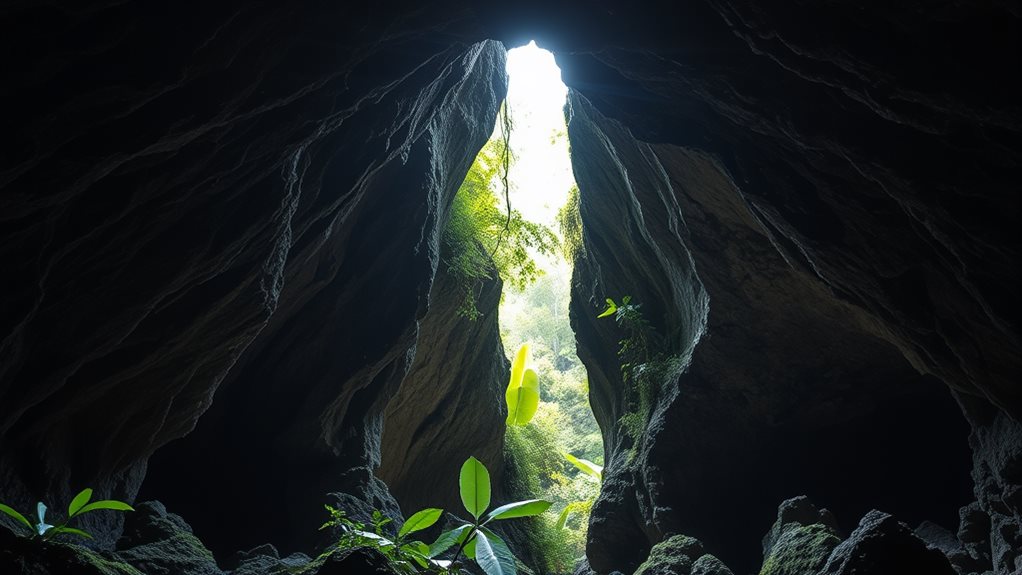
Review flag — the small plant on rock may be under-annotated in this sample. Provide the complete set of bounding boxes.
[0,487,134,541]
[320,506,443,573]
[429,456,551,575]
[322,456,550,575]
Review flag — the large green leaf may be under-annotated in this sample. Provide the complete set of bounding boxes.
[398,508,443,537]
[67,488,93,517]
[508,344,529,391]
[428,524,471,557]
[473,531,506,575]
[484,499,551,523]
[478,527,517,575]
[564,452,603,481]
[505,368,540,426]
[77,500,134,515]
[459,457,491,519]
[0,503,32,532]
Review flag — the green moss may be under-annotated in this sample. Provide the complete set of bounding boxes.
[758,524,841,575]
[503,425,580,573]
[556,184,584,263]
[634,535,705,575]
[72,546,145,575]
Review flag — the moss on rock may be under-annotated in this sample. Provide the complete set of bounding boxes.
[759,523,841,575]
[634,535,706,575]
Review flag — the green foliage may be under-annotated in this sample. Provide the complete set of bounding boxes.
[321,457,549,575]
[0,488,134,541]
[598,297,684,450]
[319,507,441,573]
[505,344,540,426]
[444,133,559,319]
[556,185,584,263]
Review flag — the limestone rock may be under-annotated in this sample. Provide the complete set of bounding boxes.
[819,510,956,575]
[634,535,719,575]
[114,501,220,575]
[759,497,842,575]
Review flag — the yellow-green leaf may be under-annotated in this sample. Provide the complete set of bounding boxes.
[564,452,603,481]
[77,500,134,515]
[68,488,93,517]
[459,457,491,519]
[505,368,539,426]
[508,344,529,391]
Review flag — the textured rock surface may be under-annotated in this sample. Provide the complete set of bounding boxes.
[378,265,510,515]
[114,501,220,575]
[133,37,509,555]
[759,497,842,575]
[0,1,509,552]
[633,535,707,575]
[567,90,975,573]
[819,510,956,575]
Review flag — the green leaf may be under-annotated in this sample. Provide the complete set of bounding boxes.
[508,344,530,392]
[77,500,134,515]
[459,457,491,519]
[352,529,395,547]
[67,488,93,517]
[50,526,93,539]
[473,531,505,575]
[398,508,443,537]
[484,499,551,523]
[556,506,571,530]
[505,368,540,426]
[564,452,603,481]
[400,543,430,568]
[597,298,617,318]
[478,527,517,575]
[428,524,470,557]
[0,504,32,532]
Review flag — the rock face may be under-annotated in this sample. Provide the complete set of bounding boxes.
[0,0,509,553]
[553,2,1018,573]
[138,38,509,554]
[567,90,976,573]
[378,265,510,516]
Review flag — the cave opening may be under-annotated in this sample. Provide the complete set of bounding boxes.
[493,41,602,571]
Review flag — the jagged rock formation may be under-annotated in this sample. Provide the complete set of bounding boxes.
[0,0,509,553]
[378,266,510,515]
[1,2,1018,574]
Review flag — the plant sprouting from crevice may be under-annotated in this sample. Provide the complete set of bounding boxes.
[598,297,684,452]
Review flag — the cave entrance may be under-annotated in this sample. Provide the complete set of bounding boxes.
[476,41,602,570]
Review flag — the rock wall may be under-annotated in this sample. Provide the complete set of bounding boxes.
[0,0,509,552]
[378,264,510,516]
[567,91,975,573]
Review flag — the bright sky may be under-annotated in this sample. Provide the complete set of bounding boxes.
[499,41,574,229]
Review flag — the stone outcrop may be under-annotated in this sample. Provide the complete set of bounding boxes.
[567,90,976,573]
[378,265,510,516]
[0,0,509,553]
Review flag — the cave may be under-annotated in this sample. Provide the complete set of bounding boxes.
[0,2,1018,575]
